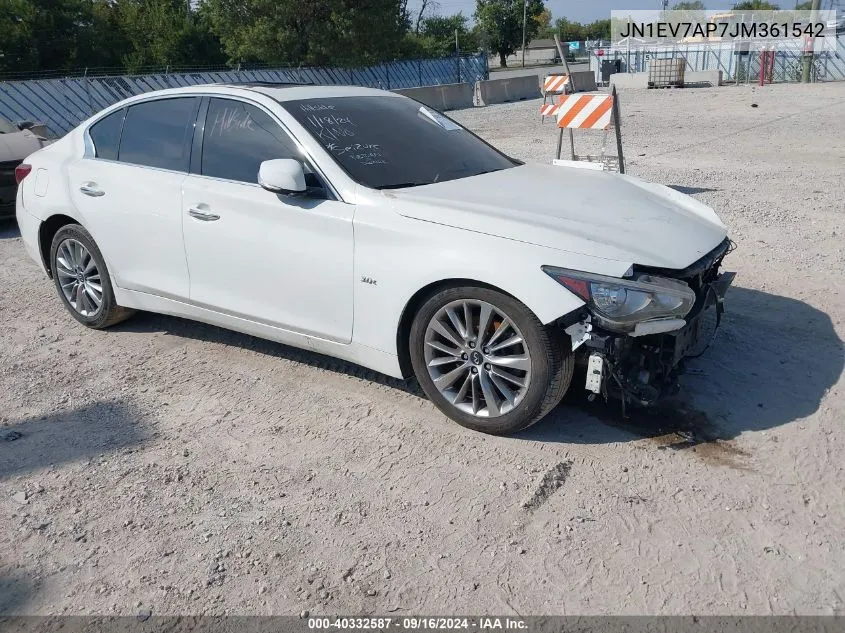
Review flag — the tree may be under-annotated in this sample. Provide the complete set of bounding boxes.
[115,0,224,72]
[418,12,479,56]
[661,2,706,34]
[0,0,38,71]
[0,0,227,74]
[537,14,609,42]
[475,0,544,67]
[732,0,779,8]
[202,0,406,67]
[534,7,551,33]
[0,0,97,71]
[414,0,439,34]
[583,19,610,40]
[552,17,584,42]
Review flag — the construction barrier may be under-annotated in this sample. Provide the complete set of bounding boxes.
[552,86,625,173]
[474,76,540,106]
[393,83,474,111]
[540,99,562,117]
[543,74,570,94]
[569,70,598,92]
[556,94,614,130]
[540,74,568,121]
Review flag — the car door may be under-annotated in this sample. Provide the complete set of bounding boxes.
[67,96,200,299]
[181,96,354,343]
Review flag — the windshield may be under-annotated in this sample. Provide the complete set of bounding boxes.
[280,96,517,189]
[0,117,16,134]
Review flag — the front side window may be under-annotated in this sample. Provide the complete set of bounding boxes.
[280,96,517,189]
[118,97,198,171]
[201,98,301,183]
[88,109,125,160]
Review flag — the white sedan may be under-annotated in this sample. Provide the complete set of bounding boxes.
[15,84,734,434]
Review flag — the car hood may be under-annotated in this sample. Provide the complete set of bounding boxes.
[386,164,728,269]
[0,130,47,162]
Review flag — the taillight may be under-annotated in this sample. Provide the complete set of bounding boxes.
[15,163,32,185]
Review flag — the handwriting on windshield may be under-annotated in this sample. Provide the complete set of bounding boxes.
[209,107,255,137]
[305,113,356,142]
[299,103,335,112]
[302,108,388,166]
[326,142,379,155]
[326,142,387,165]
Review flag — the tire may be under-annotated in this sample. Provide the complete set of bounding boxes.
[409,286,574,435]
[49,223,134,329]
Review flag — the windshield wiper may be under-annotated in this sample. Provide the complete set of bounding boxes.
[374,182,430,190]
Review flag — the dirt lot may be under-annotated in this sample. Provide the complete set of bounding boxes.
[1,82,843,617]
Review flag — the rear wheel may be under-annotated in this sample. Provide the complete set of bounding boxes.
[50,224,134,329]
[409,286,574,435]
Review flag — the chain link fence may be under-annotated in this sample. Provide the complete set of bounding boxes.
[0,54,489,137]
[594,35,845,84]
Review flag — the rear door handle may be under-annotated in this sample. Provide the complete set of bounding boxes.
[188,207,220,222]
[79,182,105,197]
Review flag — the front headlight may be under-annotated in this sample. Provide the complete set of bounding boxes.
[542,266,696,331]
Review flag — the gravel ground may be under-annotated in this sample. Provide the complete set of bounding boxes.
[1,82,843,617]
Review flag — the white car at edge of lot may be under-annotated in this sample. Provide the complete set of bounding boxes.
[15,83,735,435]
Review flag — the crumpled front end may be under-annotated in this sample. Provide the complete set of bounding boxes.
[560,238,736,414]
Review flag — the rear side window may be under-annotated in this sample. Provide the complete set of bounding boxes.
[89,109,125,160]
[201,98,300,183]
[119,97,199,171]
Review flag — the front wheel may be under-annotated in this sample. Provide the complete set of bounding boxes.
[409,286,574,435]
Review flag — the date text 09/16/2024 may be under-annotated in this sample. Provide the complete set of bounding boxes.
[307,617,528,630]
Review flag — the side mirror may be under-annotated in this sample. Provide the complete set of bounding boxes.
[16,121,35,131]
[258,159,306,195]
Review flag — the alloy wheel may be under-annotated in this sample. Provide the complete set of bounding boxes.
[55,238,103,317]
[423,299,532,418]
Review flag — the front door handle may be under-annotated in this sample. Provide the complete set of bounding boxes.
[188,207,220,222]
[79,182,105,197]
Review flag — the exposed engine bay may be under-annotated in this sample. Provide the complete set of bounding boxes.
[561,238,736,416]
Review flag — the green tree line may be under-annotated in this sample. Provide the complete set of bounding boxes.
[0,0,615,75]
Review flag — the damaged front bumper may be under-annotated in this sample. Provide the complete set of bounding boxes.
[565,240,735,413]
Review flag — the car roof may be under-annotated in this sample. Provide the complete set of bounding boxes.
[240,84,398,101]
[123,83,400,103]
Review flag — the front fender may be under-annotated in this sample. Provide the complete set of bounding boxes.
[351,201,631,360]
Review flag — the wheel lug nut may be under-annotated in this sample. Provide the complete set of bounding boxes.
[484,363,491,371]
[471,367,478,374]
[482,347,489,354]
[468,341,475,348]
[461,353,468,360]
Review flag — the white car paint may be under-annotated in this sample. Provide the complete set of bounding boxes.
[180,172,355,343]
[389,166,726,269]
[67,159,190,297]
[15,84,728,380]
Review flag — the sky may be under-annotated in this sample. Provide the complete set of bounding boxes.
[407,0,689,25]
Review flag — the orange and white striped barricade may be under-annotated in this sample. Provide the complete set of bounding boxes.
[552,85,625,173]
[540,74,569,121]
[539,95,563,119]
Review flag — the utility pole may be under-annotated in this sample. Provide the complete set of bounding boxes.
[521,0,528,67]
[455,28,461,83]
[801,0,821,82]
